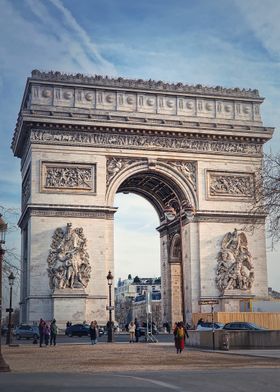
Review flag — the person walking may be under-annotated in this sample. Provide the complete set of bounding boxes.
[50,319,58,346]
[39,318,45,347]
[44,322,51,346]
[128,321,135,343]
[89,320,98,345]
[174,322,186,354]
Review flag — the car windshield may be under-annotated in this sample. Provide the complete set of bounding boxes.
[248,323,264,329]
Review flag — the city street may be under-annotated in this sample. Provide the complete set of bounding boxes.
[1,338,280,391]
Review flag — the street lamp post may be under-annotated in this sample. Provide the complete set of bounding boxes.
[6,272,15,345]
[164,200,195,325]
[0,215,10,372]
[106,270,114,343]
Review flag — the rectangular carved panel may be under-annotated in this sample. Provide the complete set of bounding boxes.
[41,162,96,193]
[207,171,254,200]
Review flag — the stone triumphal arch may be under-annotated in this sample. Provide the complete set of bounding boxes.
[12,70,273,327]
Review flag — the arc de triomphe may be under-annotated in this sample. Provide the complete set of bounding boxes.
[12,70,273,327]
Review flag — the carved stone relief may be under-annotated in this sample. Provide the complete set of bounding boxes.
[47,223,91,290]
[166,161,196,190]
[22,168,31,207]
[216,229,254,293]
[31,130,263,157]
[106,157,140,186]
[208,171,254,199]
[42,162,95,192]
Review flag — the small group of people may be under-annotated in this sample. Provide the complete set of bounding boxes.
[173,321,189,354]
[128,318,140,343]
[89,320,99,345]
[38,318,58,347]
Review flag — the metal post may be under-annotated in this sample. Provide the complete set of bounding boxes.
[107,282,113,342]
[0,245,10,372]
[6,285,13,345]
[211,305,215,350]
[179,207,186,326]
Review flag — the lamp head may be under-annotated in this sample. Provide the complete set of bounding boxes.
[8,271,15,286]
[107,270,113,285]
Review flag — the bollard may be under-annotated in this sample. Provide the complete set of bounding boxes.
[221,333,230,351]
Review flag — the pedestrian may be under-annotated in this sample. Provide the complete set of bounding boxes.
[44,322,51,346]
[128,321,135,343]
[39,318,45,347]
[89,320,98,345]
[50,319,58,346]
[166,322,171,334]
[175,322,186,354]
[134,317,140,343]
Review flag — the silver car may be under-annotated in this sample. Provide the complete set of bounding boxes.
[15,324,39,340]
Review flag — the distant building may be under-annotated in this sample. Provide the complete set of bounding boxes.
[115,275,161,327]
[132,290,162,328]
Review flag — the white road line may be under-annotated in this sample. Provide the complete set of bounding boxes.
[116,374,186,391]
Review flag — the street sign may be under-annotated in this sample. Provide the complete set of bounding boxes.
[106,305,114,311]
[198,300,219,305]
[6,308,13,312]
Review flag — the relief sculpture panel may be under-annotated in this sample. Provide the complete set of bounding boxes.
[207,171,254,199]
[42,162,95,193]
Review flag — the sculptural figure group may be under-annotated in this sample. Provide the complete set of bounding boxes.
[47,223,91,289]
[216,229,254,293]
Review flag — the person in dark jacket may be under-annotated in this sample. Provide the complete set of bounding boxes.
[50,319,58,346]
[89,320,98,345]
[39,318,45,347]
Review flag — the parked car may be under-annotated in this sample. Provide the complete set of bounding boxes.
[1,325,8,336]
[138,325,158,336]
[196,322,224,331]
[223,322,266,331]
[15,324,39,340]
[65,323,104,337]
[65,323,90,337]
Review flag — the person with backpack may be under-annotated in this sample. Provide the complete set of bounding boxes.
[174,322,186,354]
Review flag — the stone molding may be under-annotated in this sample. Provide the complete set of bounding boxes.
[18,205,117,228]
[207,170,255,200]
[30,70,261,98]
[41,161,96,194]
[28,128,263,157]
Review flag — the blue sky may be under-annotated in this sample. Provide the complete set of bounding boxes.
[0,0,280,288]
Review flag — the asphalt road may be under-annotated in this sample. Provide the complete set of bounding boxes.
[3,332,173,345]
[0,369,279,392]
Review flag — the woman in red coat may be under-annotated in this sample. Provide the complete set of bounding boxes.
[174,322,186,354]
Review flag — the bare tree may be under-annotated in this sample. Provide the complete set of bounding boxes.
[249,153,280,246]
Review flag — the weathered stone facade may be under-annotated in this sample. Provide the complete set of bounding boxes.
[12,71,273,327]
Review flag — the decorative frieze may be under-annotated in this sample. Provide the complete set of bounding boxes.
[47,223,91,290]
[216,229,254,293]
[207,171,254,199]
[31,130,262,157]
[41,162,95,193]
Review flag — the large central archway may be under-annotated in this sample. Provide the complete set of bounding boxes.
[107,159,197,324]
